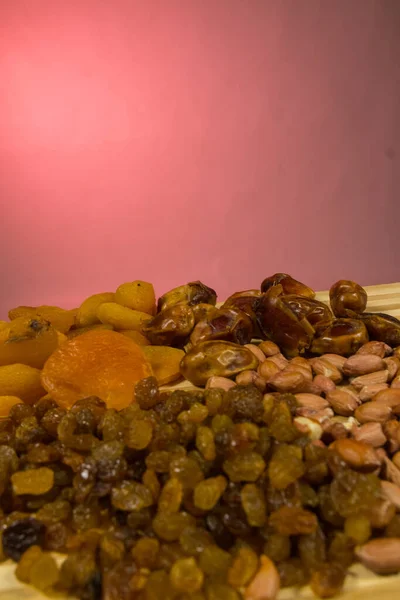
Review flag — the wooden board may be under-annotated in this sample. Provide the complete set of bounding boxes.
[1,283,400,599]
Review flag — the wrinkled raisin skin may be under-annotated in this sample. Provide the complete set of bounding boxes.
[2,519,46,561]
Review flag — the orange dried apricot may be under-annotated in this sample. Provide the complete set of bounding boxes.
[76,292,115,327]
[8,306,76,334]
[41,329,153,410]
[0,396,23,418]
[142,346,185,385]
[119,330,151,345]
[115,281,156,315]
[67,323,114,339]
[0,317,59,368]
[97,302,152,331]
[0,364,45,405]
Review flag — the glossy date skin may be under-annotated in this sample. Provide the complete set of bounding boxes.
[180,340,259,386]
[358,312,400,348]
[329,280,368,318]
[157,281,217,313]
[310,318,369,356]
[281,295,333,327]
[255,285,315,357]
[190,307,254,347]
[143,304,195,347]
[261,274,315,298]
[222,290,263,337]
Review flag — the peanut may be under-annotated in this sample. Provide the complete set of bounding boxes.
[268,369,306,393]
[294,393,329,410]
[330,438,381,472]
[343,354,386,377]
[313,374,336,395]
[244,344,266,363]
[384,457,400,487]
[354,402,392,424]
[326,390,359,417]
[355,538,400,574]
[382,420,400,453]
[296,407,334,423]
[320,354,347,371]
[374,388,400,407]
[293,417,323,441]
[367,498,396,528]
[356,341,392,358]
[266,353,289,370]
[244,555,280,600]
[258,340,280,357]
[236,370,267,392]
[257,359,280,382]
[384,357,400,381]
[392,375,400,389]
[381,480,400,509]
[353,422,387,447]
[310,358,342,383]
[206,376,237,391]
[359,382,389,401]
[351,370,389,391]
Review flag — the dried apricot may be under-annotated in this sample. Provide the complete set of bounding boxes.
[97,302,152,331]
[142,346,185,385]
[8,305,75,334]
[41,330,152,410]
[115,281,156,315]
[0,317,59,368]
[119,330,151,345]
[76,292,115,327]
[0,396,23,418]
[0,364,45,405]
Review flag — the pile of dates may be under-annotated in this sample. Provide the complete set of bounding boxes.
[141,275,400,386]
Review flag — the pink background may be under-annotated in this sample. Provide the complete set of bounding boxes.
[0,0,399,318]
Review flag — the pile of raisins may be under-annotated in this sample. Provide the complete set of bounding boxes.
[0,378,396,599]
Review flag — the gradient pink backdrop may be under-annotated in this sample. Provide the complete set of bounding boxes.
[0,0,399,318]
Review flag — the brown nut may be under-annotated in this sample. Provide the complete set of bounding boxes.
[356,341,392,358]
[310,358,342,384]
[293,417,323,440]
[313,374,336,395]
[180,340,259,386]
[244,344,266,363]
[384,357,400,381]
[321,354,347,371]
[354,402,392,424]
[244,554,280,600]
[353,422,387,447]
[392,375,400,389]
[236,370,267,392]
[383,420,400,453]
[343,354,386,377]
[294,393,330,410]
[206,376,237,392]
[326,390,359,417]
[258,340,280,357]
[384,456,400,487]
[268,369,306,393]
[381,480,400,509]
[366,498,396,528]
[355,538,400,574]
[374,388,400,407]
[330,438,381,472]
[329,280,367,317]
[266,353,289,370]
[359,383,389,402]
[351,370,389,391]
[258,359,281,382]
[296,407,334,423]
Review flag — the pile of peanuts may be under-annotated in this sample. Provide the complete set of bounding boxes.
[206,340,400,495]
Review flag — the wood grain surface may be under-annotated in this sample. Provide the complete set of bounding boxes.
[1,283,399,599]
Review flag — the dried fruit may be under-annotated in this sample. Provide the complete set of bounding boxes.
[0,364,45,405]
[311,318,369,356]
[97,302,152,331]
[223,451,266,482]
[143,304,195,346]
[12,467,54,495]
[41,329,152,409]
[158,281,217,312]
[8,305,75,334]
[76,292,115,327]
[169,557,204,593]
[181,341,258,387]
[142,346,185,385]
[193,476,227,510]
[261,273,315,298]
[329,280,367,318]
[190,307,254,346]
[2,519,46,560]
[115,280,156,315]
[0,317,59,368]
